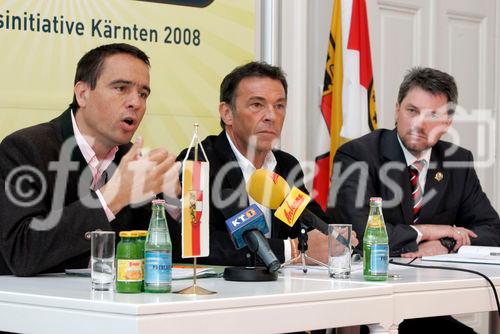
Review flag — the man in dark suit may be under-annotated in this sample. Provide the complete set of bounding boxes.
[331,67,500,257]
[331,67,499,333]
[176,62,344,266]
[0,43,180,276]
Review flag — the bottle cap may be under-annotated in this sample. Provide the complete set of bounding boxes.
[369,197,382,204]
[131,230,148,237]
[119,231,139,238]
[152,199,166,205]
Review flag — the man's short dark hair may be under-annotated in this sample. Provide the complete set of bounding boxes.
[70,43,150,110]
[219,61,287,128]
[397,67,458,115]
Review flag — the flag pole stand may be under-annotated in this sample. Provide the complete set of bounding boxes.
[174,124,216,295]
[174,257,216,295]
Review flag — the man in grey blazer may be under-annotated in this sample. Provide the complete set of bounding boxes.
[0,43,180,276]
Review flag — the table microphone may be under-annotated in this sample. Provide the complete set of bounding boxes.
[224,204,280,273]
[220,189,280,281]
[246,169,350,248]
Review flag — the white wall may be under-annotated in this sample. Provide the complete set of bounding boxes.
[278,0,499,210]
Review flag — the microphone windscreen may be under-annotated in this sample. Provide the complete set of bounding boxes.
[247,169,290,209]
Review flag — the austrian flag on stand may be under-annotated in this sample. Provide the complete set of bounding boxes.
[182,160,210,258]
[181,127,210,259]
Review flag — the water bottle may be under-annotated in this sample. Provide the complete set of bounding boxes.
[363,197,389,281]
[144,199,172,293]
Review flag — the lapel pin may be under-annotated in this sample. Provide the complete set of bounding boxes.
[434,172,443,182]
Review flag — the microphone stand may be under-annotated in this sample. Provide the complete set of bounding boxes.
[223,250,278,281]
[281,223,328,273]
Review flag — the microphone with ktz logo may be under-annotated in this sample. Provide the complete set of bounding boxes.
[220,188,280,281]
[224,204,280,274]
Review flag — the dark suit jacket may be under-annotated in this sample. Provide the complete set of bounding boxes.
[330,129,500,256]
[0,108,151,276]
[175,131,331,266]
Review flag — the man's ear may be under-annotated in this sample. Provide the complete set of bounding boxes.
[219,102,233,127]
[394,103,400,126]
[445,115,453,127]
[74,81,90,108]
[395,103,402,114]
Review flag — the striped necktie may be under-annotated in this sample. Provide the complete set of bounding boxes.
[409,160,424,224]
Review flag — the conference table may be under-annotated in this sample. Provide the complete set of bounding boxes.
[0,260,498,333]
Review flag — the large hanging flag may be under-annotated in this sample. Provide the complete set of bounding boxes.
[312,0,377,210]
[181,127,210,258]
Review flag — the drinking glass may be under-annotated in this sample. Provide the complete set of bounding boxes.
[328,224,352,278]
[91,231,115,291]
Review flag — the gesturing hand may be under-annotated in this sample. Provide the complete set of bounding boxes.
[100,136,179,214]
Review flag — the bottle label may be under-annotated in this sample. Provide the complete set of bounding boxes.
[144,252,172,284]
[370,244,389,274]
[367,215,383,228]
[117,259,144,282]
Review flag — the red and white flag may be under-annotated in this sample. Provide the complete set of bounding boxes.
[181,130,210,258]
[312,0,378,210]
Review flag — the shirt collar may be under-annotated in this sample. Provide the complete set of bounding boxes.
[397,134,432,167]
[225,131,277,177]
[70,109,118,165]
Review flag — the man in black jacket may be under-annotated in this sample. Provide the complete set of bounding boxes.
[176,62,345,266]
[331,67,500,258]
[0,43,179,276]
[332,67,499,334]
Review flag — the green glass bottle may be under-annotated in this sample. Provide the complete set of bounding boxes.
[131,230,148,292]
[363,197,389,281]
[144,199,172,293]
[116,231,143,293]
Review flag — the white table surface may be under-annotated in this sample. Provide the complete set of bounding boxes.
[0,271,393,334]
[385,260,500,326]
[0,260,498,333]
[291,259,500,332]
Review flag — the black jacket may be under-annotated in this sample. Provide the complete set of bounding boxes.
[330,128,500,256]
[0,108,151,276]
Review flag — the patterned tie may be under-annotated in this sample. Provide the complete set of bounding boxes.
[409,160,424,224]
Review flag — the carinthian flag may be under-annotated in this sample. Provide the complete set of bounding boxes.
[181,159,210,258]
[312,0,377,210]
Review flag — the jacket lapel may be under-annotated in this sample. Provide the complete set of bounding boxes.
[214,132,249,210]
[419,144,448,223]
[270,159,288,238]
[59,107,88,176]
[381,130,414,225]
[56,108,91,200]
